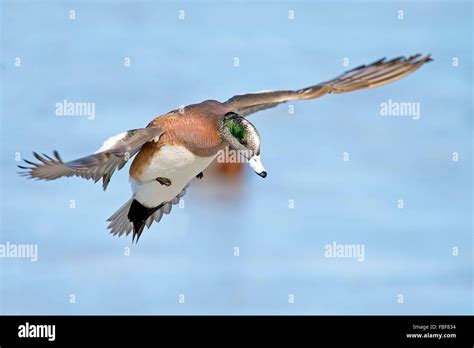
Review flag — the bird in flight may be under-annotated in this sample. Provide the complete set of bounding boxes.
[19,54,432,242]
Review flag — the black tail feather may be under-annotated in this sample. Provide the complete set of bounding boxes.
[127,199,163,243]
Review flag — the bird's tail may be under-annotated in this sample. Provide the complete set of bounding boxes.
[106,198,134,238]
[106,197,158,242]
[106,186,188,242]
[127,199,164,242]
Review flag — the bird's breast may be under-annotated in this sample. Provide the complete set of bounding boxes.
[131,145,216,183]
[130,145,216,207]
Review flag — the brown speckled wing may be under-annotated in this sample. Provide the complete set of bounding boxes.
[223,54,432,117]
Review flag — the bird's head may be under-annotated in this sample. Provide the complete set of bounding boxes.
[219,112,267,178]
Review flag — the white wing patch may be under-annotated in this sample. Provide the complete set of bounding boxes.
[95,132,128,153]
[252,90,274,94]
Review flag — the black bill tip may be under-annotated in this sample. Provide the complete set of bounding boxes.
[257,171,267,178]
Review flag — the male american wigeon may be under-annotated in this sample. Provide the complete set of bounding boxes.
[19,54,432,241]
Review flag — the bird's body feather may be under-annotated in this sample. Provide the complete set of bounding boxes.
[132,145,217,207]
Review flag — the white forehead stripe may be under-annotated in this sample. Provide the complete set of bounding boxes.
[248,155,265,174]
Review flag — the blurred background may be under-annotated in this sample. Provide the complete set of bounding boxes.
[0,0,472,314]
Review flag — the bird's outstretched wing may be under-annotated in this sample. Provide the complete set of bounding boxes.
[18,127,164,190]
[223,54,432,117]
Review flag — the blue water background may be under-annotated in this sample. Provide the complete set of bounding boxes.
[0,0,472,314]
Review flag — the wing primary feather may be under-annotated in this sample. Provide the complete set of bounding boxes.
[223,54,431,117]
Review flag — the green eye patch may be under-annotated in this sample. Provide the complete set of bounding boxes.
[226,119,247,144]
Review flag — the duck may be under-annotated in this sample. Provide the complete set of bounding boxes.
[19,54,432,242]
